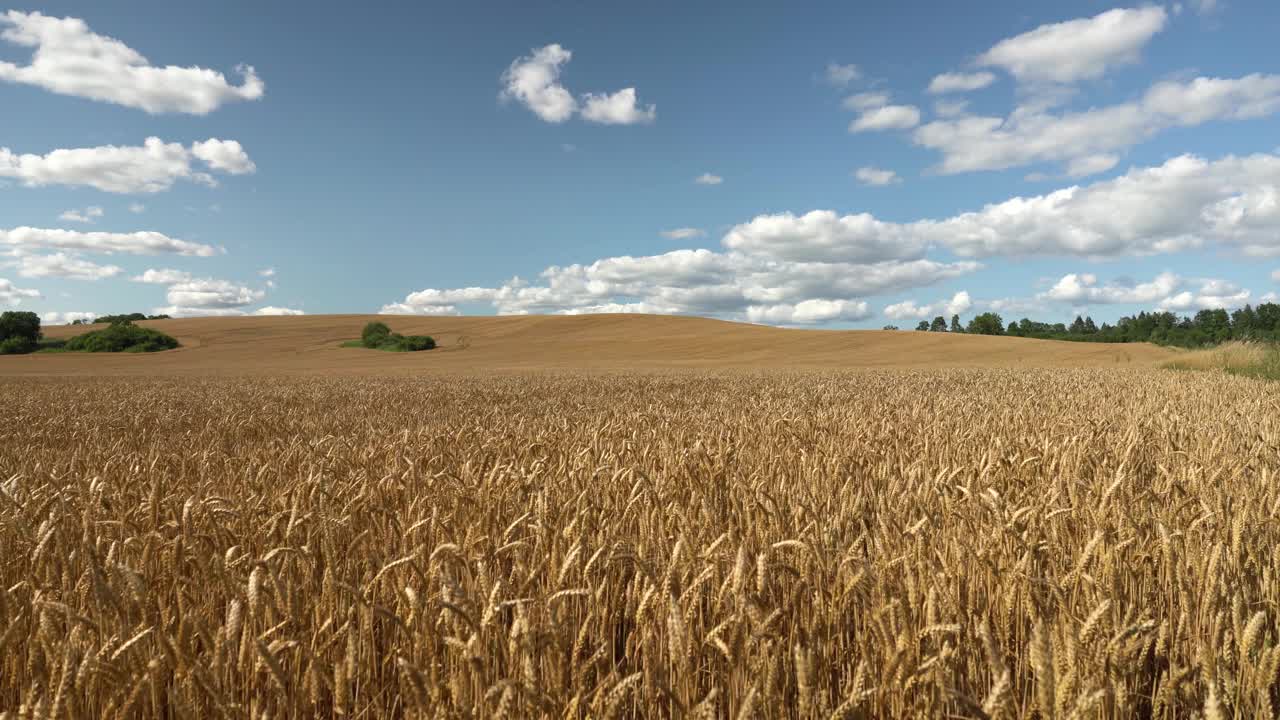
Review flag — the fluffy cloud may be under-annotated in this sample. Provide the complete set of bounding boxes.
[694,173,723,185]
[7,252,121,280]
[850,104,921,132]
[40,311,95,325]
[1158,279,1251,311]
[883,291,973,320]
[1,227,217,256]
[0,11,262,114]
[382,248,976,324]
[150,306,246,319]
[977,7,1168,85]
[132,268,193,284]
[1036,272,1252,312]
[927,72,996,94]
[854,167,901,186]
[580,88,656,125]
[723,210,924,263]
[190,139,256,174]
[843,92,889,111]
[913,74,1280,175]
[165,278,265,309]
[128,203,145,214]
[501,44,655,125]
[253,306,305,316]
[747,300,871,325]
[661,227,705,240]
[500,44,576,122]
[0,277,40,305]
[1039,272,1181,304]
[825,63,861,87]
[59,206,102,224]
[382,150,1280,325]
[0,137,256,193]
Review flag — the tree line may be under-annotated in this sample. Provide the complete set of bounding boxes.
[900,303,1280,348]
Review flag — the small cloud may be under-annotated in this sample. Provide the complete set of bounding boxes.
[561,143,577,153]
[58,206,104,224]
[132,268,193,284]
[694,173,723,185]
[660,227,706,240]
[843,92,889,112]
[927,71,996,94]
[129,203,146,214]
[824,63,861,87]
[854,166,901,186]
[259,268,276,277]
[253,306,305,316]
[849,105,921,132]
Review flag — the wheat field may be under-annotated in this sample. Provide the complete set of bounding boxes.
[2,367,1279,718]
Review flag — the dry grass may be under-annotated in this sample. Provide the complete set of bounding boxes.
[9,314,1178,376]
[1165,342,1280,380]
[3,368,1279,718]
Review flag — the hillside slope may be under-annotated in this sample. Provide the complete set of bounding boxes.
[2,314,1179,375]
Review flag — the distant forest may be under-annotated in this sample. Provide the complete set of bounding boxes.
[889,303,1280,348]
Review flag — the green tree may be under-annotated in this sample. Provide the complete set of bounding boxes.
[882,324,899,331]
[0,311,41,353]
[966,312,1006,336]
[915,320,929,331]
[930,315,947,332]
[950,314,963,333]
[361,321,392,348]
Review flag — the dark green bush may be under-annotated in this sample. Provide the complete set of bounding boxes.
[395,334,436,351]
[0,336,36,355]
[362,322,392,348]
[0,311,41,344]
[354,322,434,352]
[64,321,179,353]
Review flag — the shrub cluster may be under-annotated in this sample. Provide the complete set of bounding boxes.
[359,322,436,352]
[63,320,180,353]
[0,311,41,354]
[94,312,172,325]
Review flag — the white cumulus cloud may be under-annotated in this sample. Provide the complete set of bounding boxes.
[7,252,121,280]
[850,104,921,132]
[977,7,1168,85]
[1,227,217,256]
[694,173,723,185]
[580,88,656,125]
[883,291,974,320]
[501,43,655,125]
[132,268,193,284]
[0,137,256,193]
[0,10,263,114]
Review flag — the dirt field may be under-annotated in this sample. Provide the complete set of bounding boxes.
[3,314,1178,375]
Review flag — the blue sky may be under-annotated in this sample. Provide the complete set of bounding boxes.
[2,1,1280,327]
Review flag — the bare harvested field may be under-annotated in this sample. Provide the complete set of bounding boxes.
[3,314,1178,375]
[4,363,1280,718]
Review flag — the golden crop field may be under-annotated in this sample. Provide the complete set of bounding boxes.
[3,366,1280,719]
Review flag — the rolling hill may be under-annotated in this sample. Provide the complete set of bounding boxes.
[2,314,1179,376]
